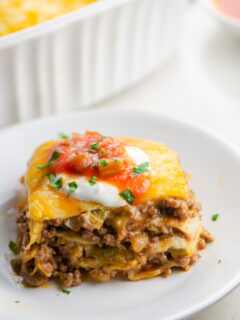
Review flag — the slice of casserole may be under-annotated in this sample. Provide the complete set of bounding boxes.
[13,131,213,288]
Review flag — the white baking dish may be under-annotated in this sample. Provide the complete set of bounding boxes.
[0,0,186,128]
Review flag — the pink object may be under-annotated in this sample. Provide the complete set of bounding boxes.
[213,0,240,20]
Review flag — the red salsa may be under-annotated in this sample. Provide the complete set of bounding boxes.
[47,131,150,204]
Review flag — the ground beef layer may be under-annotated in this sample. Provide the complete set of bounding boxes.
[13,196,213,288]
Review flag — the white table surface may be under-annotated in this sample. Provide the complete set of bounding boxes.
[95,2,240,319]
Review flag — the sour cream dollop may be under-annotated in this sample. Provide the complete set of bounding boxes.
[125,146,150,166]
[61,176,126,207]
[58,146,150,207]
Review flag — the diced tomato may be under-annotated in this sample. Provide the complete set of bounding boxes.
[46,131,150,204]
[98,159,123,177]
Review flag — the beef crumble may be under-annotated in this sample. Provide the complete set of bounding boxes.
[13,195,211,288]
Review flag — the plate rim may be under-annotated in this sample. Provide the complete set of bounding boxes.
[0,108,239,158]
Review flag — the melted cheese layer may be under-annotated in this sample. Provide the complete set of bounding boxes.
[25,137,189,245]
[118,138,188,202]
[27,138,188,203]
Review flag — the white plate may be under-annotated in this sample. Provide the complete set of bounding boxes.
[0,110,239,320]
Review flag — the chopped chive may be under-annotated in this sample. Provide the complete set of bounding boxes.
[98,151,103,156]
[67,181,78,198]
[8,240,20,255]
[42,172,50,178]
[14,301,20,304]
[59,133,70,139]
[119,189,135,205]
[87,142,99,153]
[99,159,108,167]
[93,163,98,169]
[114,159,121,162]
[47,174,63,191]
[89,175,97,186]
[218,259,222,264]
[47,173,56,182]
[130,162,150,177]
[62,289,71,295]
[100,136,106,140]
[212,214,219,221]
[50,177,62,191]
[190,190,195,196]
[36,151,61,169]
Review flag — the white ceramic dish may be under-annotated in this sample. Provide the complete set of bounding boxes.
[0,0,186,128]
[199,0,240,36]
[0,110,240,320]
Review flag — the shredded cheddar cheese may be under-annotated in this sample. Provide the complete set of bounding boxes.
[0,0,98,36]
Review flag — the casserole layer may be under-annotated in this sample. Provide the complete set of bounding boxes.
[12,133,213,287]
[0,0,98,36]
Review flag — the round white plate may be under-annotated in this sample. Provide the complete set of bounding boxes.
[0,110,239,320]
